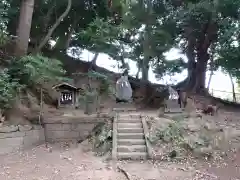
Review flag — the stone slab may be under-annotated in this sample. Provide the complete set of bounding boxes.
[0,131,26,139]
[23,129,44,147]
[166,99,180,109]
[0,125,19,133]
[18,125,32,132]
[0,137,24,155]
[71,124,95,131]
[46,130,80,140]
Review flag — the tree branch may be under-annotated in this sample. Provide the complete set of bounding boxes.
[34,0,72,53]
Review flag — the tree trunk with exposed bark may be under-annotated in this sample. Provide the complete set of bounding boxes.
[181,16,217,94]
[34,0,72,53]
[229,72,237,102]
[15,0,35,56]
[207,50,215,90]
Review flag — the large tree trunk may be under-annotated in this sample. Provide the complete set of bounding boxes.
[34,0,72,53]
[193,15,217,93]
[207,46,215,90]
[136,67,140,79]
[229,72,237,102]
[185,53,208,93]
[207,70,213,90]
[183,11,217,93]
[194,54,208,92]
[54,17,79,51]
[141,61,149,81]
[89,53,99,71]
[142,25,151,82]
[91,53,99,65]
[15,0,35,56]
[185,38,197,91]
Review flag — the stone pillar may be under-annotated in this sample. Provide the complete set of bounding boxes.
[58,92,61,108]
[75,91,79,108]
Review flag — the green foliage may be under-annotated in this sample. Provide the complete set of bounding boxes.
[4,0,240,93]
[87,70,114,96]
[0,0,9,47]
[154,58,187,79]
[0,69,19,110]
[0,31,8,47]
[156,122,184,144]
[78,70,114,114]
[78,17,125,61]
[0,54,66,111]
[92,121,112,156]
[81,90,98,104]
[0,0,9,30]
[7,54,67,88]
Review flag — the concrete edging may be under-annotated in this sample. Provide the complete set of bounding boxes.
[112,112,118,160]
[141,115,154,159]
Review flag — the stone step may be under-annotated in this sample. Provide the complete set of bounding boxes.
[118,123,143,129]
[118,128,143,133]
[113,108,137,112]
[117,152,147,160]
[165,109,183,114]
[118,133,144,139]
[118,118,142,123]
[119,115,141,119]
[118,139,146,146]
[118,145,147,153]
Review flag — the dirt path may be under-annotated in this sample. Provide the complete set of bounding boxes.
[197,150,240,180]
[0,143,195,180]
[0,143,126,180]
[1,105,240,180]
[0,143,240,180]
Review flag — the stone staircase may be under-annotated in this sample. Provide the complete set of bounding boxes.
[112,111,148,160]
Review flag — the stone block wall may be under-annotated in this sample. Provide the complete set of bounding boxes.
[0,115,112,155]
[44,117,111,142]
[0,125,44,155]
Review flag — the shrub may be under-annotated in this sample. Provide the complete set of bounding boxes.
[7,54,67,88]
[0,54,67,111]
[0,31,8,47]
[0,69,19,110]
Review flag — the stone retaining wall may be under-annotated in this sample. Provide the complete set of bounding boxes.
[0,125,44,155]
[0,115,113,155]
[44,116,112,142]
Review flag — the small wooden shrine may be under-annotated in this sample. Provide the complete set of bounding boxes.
[52,82,81,108]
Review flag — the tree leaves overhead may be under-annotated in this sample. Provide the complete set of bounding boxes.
[3,0,240,91]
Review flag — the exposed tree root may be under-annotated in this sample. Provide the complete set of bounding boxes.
[195,170,218,179]
[117,166,132,180]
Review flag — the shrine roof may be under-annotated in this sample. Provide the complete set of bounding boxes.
[52,82,80,90]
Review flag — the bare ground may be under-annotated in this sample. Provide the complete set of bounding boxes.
[1,101,240,180]
[0,141,240,180]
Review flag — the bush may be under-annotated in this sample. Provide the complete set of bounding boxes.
[0,69,19,110]
[7,54,67,88]
[0,54,67,111]
[0,31,8,47]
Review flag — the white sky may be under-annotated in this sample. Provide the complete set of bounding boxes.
[78,48,239,100]
[80,48,237,90]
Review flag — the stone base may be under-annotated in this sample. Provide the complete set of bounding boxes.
[0,125,44,155]
[165,108,183,114]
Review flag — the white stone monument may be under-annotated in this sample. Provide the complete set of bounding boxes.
[165,86,182,113]
[116,74,132,102]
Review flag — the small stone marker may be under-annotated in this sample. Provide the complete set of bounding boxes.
[184,98,197,115]
[165,86,182,113]
[165,99,182,113]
